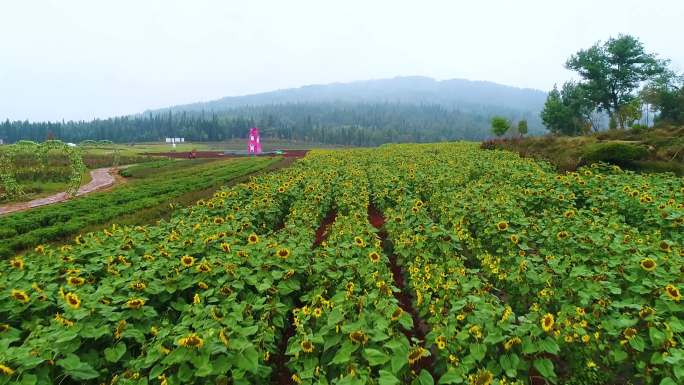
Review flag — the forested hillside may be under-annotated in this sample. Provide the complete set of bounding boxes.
[1,77,547,145]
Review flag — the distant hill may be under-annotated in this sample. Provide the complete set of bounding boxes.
[148,76,547,114]
[1,77,550,145]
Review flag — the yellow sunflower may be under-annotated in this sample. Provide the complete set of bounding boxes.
[178,334,204,349]
[640,258,657,272]
[541,313,554,332]
[468,369,493,385]
[10,289,29,303]
[180,255,195,267]
[349,330,368,345]
[65,292,81,309]
[67,276,85,286]
[391,307,403,321]
[247,233,259,244]
[407,346,427,365]
[9,257,24,270]
[368,251,381,263]
[196,263,211,273]
[623,328,637,340]
[665,284,682,301]
[276,248,291,259]
[300,340,314,353]
[127,298,146,309]
[0,363,15,377]
[496,221,509,231]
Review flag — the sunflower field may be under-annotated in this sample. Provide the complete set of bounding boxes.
[1,142,683,385]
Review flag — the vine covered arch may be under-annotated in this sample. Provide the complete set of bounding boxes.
[0,140,86,201]
[80,139,120,167]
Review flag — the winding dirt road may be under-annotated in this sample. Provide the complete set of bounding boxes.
[0,167,120,216]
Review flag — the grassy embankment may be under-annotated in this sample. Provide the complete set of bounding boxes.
[0,157,281,257]
[491,126,684,175]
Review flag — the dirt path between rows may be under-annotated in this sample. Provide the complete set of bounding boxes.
[0,167,121,216]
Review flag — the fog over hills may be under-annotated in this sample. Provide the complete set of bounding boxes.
[149,76,547,115]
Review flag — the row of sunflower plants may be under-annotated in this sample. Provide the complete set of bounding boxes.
[367,143,683,384]
[0,154,332,385]
[367,144,527,385]
[413,144,683,384]
[285,157,421,385]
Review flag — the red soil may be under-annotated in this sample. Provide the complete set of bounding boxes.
[148,150,309,159]
[367,205,435,377]
[312,209,337,248]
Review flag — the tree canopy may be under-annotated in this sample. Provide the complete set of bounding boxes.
[565,34,668,128]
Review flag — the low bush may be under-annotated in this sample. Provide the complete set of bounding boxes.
[582,141,649,165]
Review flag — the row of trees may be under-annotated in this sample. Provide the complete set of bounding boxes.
[490,116,528,137]
[541,35,683,135]
[1,103,541,146]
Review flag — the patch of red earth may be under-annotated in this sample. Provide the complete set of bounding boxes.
[312,209,337,248]
[271,311,297,385]
[367,205,435,377]
[272,208,337,385]
[148,150,309,159]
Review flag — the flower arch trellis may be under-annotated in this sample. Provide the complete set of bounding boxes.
[0,140,86,201]
[79,140,120,167]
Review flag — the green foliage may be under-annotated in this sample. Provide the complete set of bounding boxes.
[541,83,593,135]
[0,140,86,201]
[490,116,511,137]
[0,157,276,257]
[1,144,683,384]
[582,142,649,165]
[517,120,528,136]
[0,102,544,146]
[565,34,668,128]
[642,78,684,126]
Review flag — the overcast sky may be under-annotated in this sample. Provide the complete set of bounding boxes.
[1,0,682,122]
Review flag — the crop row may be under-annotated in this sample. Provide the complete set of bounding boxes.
[0,157,277,257]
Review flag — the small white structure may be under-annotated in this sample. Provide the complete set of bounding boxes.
[165,137,185,148]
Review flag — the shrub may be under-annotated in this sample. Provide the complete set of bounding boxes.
[582,141,649,165]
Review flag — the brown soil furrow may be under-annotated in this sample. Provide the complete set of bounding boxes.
[367,204,435,377]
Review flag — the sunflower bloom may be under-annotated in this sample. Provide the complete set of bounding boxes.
[541,313,554,332]
[640,258,656,272]
[435,336,447,350]
[0,364,14,377]
[180,255,195,267]
[623,328,637,340]
[178,334,204,349]
[300,340,314,353]
[127,298,146,309]
[391,307,403,321]
[368,251,381,263]
[468,369,493,385]
[65,292,81,309]
[276,248,290,259]
[496,221,509,231]
[349,330,368,345]
[9,257,24,270]
[196,263,211,273]
[11,289,29,303]
[665,284,682,301]
[408,346,427,365]
[247,233,259,244]
[67,276,85,286]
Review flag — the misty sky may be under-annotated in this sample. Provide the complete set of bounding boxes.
[1,0,683,122]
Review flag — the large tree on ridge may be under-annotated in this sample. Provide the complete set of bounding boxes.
[565,34,668,129]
